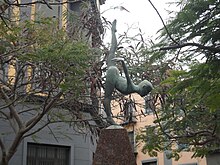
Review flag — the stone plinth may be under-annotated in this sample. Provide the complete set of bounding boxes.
[93,125,137,165]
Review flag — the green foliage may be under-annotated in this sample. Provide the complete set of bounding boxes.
[0,4,103,165]
[1,17,92,98]
[164,0,220,45]
[137,0,220,159]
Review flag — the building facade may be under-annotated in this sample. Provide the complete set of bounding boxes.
[0,0,106,165]
[112,93,208,165]
[0,104,99,165]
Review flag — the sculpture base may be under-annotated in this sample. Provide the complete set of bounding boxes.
[93,126,137,165]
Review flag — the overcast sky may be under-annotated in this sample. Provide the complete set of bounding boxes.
[100,0,176,42]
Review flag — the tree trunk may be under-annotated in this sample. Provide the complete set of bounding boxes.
[1,156,9,165]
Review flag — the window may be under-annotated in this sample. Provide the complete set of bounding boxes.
[66,1,84,37]
[123,98,136,123]
[177,143,189,151]
[144,94,153,115]
[35,0,62,27]
[31,65,50,93]
[35,0,62,18]
[0,60,8,83]
[14,61,29,93]
[20,0,32,21]
[179,163,197,165]
[30,64,61,94]
[68,1,82,13]
[142,160,157,165]
[128,131,135,152]
[27,143,70,165]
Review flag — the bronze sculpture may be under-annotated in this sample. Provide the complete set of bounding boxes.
[104,20,153,125]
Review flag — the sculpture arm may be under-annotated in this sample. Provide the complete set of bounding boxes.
[112,58,132,87]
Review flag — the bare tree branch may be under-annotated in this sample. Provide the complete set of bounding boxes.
[24,92,63,131]
[3,0,77,7]
[24,116,104,138]
[7,131,23,161]
[0,87,24,130]
[0,138,6,156]
[148,0,179,45]
[160,42,220,53]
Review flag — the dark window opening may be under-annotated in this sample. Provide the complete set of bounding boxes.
[179,163,198,165]
[142,160,157,165]
[128,131,135,152]
[123,98,136,123]
[144,94,153,115]
[27,143,70,165]
[0,60,8,83]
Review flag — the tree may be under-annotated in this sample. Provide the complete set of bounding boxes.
[137,0,220,159]
[0,3,105,164]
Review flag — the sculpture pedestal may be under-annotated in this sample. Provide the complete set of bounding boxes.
[93,125,137,165]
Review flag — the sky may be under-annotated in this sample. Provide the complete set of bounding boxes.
[100,0,176,42]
